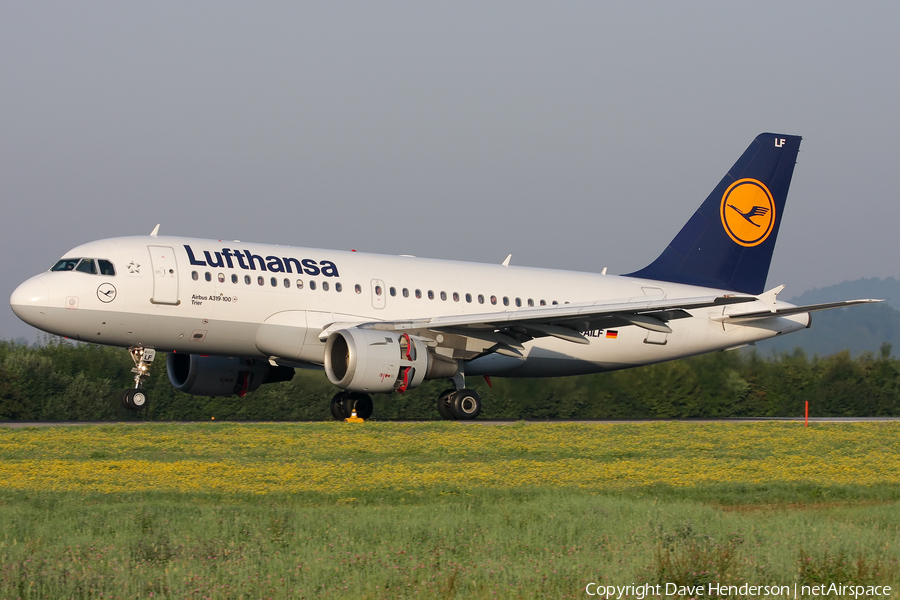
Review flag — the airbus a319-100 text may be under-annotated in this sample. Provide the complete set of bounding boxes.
[10,134,879,419]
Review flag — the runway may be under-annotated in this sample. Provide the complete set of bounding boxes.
[2,417,899,428]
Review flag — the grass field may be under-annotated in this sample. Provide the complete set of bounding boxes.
[0,422,898,598]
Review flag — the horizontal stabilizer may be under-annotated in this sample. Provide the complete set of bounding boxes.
[711,299,883,323]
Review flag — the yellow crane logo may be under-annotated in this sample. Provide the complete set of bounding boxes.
[720,178,775,247]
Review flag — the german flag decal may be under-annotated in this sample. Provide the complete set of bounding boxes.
[606,330,618,339]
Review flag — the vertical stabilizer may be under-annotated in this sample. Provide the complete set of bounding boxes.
[625,133,801,294]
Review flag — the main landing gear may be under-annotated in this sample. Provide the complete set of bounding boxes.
[121,347,155,411]
[435,369,482,420]
[436,388,482,420]
[328,372,483,421]
[330,391,374,420]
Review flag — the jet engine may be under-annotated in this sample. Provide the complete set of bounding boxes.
[324,328,457,393]
[166,353,294,397]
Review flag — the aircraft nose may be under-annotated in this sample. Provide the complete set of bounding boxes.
[10,276,50,328]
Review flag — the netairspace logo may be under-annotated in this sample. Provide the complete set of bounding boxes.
[584,582,893,598]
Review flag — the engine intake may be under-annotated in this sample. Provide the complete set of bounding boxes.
[324,328,456,393]
[166,353,294,397]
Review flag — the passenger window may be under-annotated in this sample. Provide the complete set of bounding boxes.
[428,290,434,300]
[440,291,447,301]
[478,294,485,304]
[231,274,238,284]
[375,285,383,296]
[355,284,362,294]
[192,271,199,281]
[76,259,97,274]
[335,283,342,292]
[390,287,396,297]
[503,297,509,306]
[245,275,251,285]
[465,293,472,303]
[283,278,290,288]
[552,300,558,306]
[490,295,497,305]
[270,277,277,287]
[310,280,317,290]
[540,299,546,306]
[297,279,304,289]
[403,288,409,298]
[323,281,330,291]
[515,298,522,307]
[415,289,422,299]
[51,258,80,272]
[258,276,264,286]
[98,260,115,276]
[453,292,460,302]
[218,274,225,283]
[205,272,212,282]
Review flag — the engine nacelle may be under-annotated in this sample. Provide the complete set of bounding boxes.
[166,353,294,397]
[324,328,455,393]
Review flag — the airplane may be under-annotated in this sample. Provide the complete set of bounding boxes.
[9,133,880,420]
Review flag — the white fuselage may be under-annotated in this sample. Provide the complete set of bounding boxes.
[10,235,809,379]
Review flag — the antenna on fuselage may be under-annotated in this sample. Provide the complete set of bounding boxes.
[501,254,512,267]
[150,224,160,237]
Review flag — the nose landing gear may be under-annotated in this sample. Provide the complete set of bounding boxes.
[121,347,155,410]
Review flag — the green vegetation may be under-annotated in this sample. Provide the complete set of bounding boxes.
[1,491,898,598]
[1,337,899,421]
[0,422,898,598]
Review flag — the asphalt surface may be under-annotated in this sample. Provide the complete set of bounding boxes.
[2,417,899,428]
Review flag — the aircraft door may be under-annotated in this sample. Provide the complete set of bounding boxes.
[371,279,385,309]
[148,245,180,305]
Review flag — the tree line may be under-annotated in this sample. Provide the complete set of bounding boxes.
[1,337,898,420]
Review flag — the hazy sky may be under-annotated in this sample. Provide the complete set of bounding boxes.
[3,2,899,341]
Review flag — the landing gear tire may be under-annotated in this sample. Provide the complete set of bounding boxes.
[436,389,457,420]
[122,388,148,411]
[344,393,373,419]
[330,392,347,421]
[451,389,482,420]
[331,392,374,420]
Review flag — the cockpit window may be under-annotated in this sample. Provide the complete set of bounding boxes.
[98,260,115,276]
[75,259,97,274]
[51,259,79,272]
[51,258,115,275]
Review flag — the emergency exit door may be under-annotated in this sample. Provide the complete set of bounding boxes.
[371,279,385,309]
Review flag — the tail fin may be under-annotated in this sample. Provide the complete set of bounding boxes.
[625,132,801,294]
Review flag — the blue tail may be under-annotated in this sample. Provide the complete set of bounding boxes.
[625,133,801,294]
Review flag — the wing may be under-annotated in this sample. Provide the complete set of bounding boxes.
[319,294,758,359]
